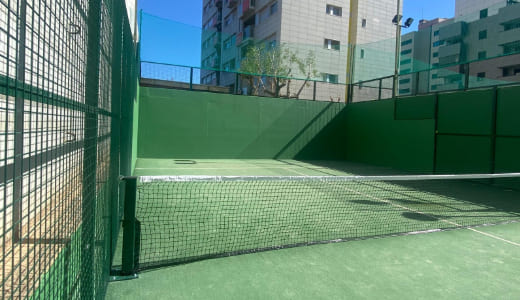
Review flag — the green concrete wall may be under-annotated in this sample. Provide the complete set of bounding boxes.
[136,85,519,176]
[137,87,348,159]
[344,85,520,175]
[344,99,436,173]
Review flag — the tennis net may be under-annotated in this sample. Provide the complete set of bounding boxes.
[117,174,520,272]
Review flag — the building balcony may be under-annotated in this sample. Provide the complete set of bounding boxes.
[236,25,254,45]
[438,22,465,41]
[226,0,238,8]
[497,27,520,48]
[438,43,463,59]
[240,0,256,18]
[436,68,462,78]
[497,3,520,25]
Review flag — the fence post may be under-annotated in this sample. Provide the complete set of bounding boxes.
[347,84,352,103]
[234,72,239,94]
[313,81,317,101]
[121,177,138,276]
[189,67,194,90]
[464,63,470,90]
[418,71,422,95]
[378,78,383,100]
[81,0,102,296]
[12,0,27,243]
[110,0,124,263]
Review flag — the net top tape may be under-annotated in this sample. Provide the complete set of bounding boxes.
[136,173,520,183]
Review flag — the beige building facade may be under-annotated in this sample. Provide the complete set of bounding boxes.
[201,0,400,101]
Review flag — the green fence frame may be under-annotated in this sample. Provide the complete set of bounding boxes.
[0,0,138,298]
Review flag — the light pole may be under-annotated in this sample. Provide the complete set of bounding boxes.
[392,0,413,98]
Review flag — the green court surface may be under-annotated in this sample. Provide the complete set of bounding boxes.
[108,159,520,299]
[107,222,520,299]
[133,158,402,176]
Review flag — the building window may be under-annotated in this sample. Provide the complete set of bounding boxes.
[270,1,278,15]
[264,39,276,49]
[360,49,365,58]
[478,51,487,60]
[399,78,411,84]
[433,52,439,57]
[400,58,412,65]
[224,15,233,27]
[432,63,439,68]
[480,9,488,19]
[259,8,269,23]
[326,5,342,16]
[401,39,412,46]
[432,73,438,79]
[502,65,520,77]
[323,73,338,83]
[399,88,411,94]
[478,30,487,40]
[401,49,412,55]
[503,40,520,54]
[362,19,367,28]
[431,84,438,90]
[324,39,340,50]
[223,59,236,72]
[401,68,411,74]
[433,40,445,47]
[224,37,232,49]
[433,30,439,36]
[477,72,486,81]
[504,20,520,31]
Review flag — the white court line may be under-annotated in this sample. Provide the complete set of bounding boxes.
[135,166,327,170]
[288,167,520,247]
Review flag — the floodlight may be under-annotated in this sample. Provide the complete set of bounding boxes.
[404,18,414,28]
[392,14,402,24]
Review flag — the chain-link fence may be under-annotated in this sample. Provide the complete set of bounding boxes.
[0,0,137,298]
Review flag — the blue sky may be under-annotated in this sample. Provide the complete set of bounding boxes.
[137,0,455,66]
[403,0,455,33]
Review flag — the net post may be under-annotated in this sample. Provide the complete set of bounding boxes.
[121,176,138,276]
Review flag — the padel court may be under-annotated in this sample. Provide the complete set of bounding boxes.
[2,1,520,298]
[107,158,520,299]
[105,85,520,299]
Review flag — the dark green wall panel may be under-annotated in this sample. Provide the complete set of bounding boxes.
[495,137,520,172]
[497,86,520,137]
[437,89,494,135]
[137,87,347,159]
[344,100,435,173]
[494,137,520,189]
[395,95,436,120]
[436,135,492,174]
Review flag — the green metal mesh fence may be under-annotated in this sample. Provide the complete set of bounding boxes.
[0,0,137,298]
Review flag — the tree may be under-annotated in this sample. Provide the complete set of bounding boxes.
[239,44,318,98]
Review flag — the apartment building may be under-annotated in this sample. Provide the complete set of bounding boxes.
[201,0,400,101]
[398,0,520,95]
[455,0,506,18]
